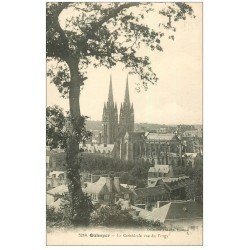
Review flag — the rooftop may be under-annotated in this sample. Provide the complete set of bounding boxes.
[148,164,171,173]
[48,171,65,178]
[146,133,177,141]
[126,132,145,140]
[182,130,202,138]
[161,176,190,190]
[137,200,203,222]
[83,177,108,194]
[47,184,68,196]
[134,185,167,197]
[182,153,198,158]
[84,143,114,154]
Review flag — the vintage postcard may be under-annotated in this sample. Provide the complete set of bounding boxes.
[46,1,203,245]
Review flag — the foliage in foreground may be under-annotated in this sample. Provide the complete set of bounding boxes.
[47,201,165,230]
[90,204,165,229]
[46,105,92,150]
[46,200,73,228]
[47,194,93,228]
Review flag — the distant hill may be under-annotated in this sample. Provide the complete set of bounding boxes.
[86,120,202,133]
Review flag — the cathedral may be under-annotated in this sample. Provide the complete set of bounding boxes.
[83,76,202,165]
[101,76,185,164]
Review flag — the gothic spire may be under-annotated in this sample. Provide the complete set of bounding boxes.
[108,75,113,103]
[124,75,130,104]
[102,103,107,121]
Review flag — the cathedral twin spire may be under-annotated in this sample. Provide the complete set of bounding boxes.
[102,75,134,144]
[105,74,132,111]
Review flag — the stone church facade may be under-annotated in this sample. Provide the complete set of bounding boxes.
[122,131,183,165]
[101,76,134,155]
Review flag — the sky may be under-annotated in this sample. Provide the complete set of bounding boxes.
[47,3,202,125]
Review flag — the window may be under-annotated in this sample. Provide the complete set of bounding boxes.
[104,194,109,201]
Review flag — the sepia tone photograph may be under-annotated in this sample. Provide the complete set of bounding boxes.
[46,1,203,245]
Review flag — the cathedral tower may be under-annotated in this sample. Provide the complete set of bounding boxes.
[102,76,118,144]
[119,76,134,135]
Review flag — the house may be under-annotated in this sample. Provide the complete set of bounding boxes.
[182,152,203,168]
[47,184,68,196]
[182,153,198,168]
[133,185,170,210]
[182,130,203,153]
[47,171,66,189]
[46,175,133,204]
[134,175,191,210]
[148,164,174,186]
[155,176,191,200]
[82,176,132,203]
[137,200,203,224]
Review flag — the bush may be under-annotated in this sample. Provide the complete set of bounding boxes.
[47,201,167,230]
[46,198,73,228]
[90,204,134,227]
[132,216,165,230]
[46,206,63,223]
[47,193,93,228]
[90,204,165,229]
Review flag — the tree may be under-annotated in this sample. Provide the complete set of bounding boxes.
[46,2,194,224]
[46,105,93,224]
[46,106,67,149]
[46,105,91,150]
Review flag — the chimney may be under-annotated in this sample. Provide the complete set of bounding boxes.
[114,177,120,193]
[106,177,113,192]
[91,174,100,183]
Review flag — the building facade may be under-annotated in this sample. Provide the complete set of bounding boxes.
[120,131,183,163]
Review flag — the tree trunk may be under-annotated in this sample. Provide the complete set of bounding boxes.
[65,59,92,225]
